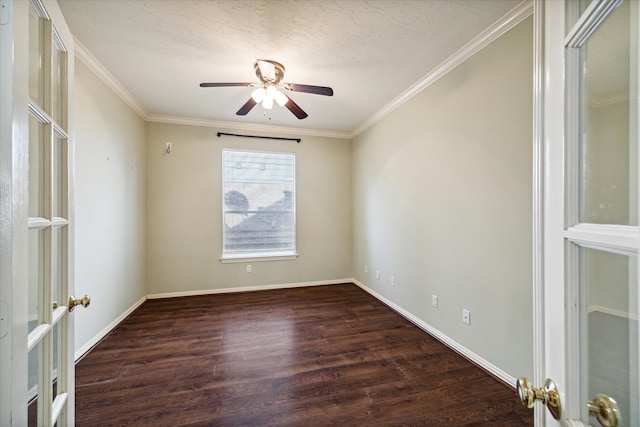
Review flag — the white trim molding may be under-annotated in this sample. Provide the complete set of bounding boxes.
[72,1,533,141]
[351,279,517,388]
[351,0,533,138]
[74,38,148,119]
[220,253,298,264]
[532,0,547,423]
[147,114,352,140]
[73,38,351,140]
[146,279,347,300]
[74,295,147,362]
[588,304,639,321]
[564,224,639,254]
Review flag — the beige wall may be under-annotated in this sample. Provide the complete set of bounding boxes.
[74,61,147,352]
[145,123,352,295]
[352,18,534,379]
[72,15,535,381]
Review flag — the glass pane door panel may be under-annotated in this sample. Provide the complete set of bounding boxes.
[52,322,59,398]
[29,115,46,219]
[28,344,38,398]
[52,227,65,307]
[28,2,45,108]
[28,229,45,333]
[580,0,637,225]
[51,39,67,128]
[581,246,639,425]
[27,339,55,427]
[52,136,66,218]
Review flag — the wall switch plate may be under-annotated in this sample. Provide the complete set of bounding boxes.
[431,295,438,308]
[376,270,380,280]
[462,309,470,325]
[246,264,252,273]
[390,276,395,287]
[364,264,368,273]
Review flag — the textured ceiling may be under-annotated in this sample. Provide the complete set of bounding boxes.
[58,0,524,136]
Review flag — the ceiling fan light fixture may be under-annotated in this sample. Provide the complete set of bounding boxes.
[251,87,266,102]
[200,59,333,119]
[275,91,288,107]
[265,85,277,99]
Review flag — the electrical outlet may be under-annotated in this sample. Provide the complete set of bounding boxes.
[376,270,380,280]
[431,295,438,308]
[462,309,470,325]
[246,264,252,273]
[390,276,395,287]
[364,264,368,273]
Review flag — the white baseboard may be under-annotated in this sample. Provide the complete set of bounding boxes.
[74,295,147,362]
[146,279,349,299]
[351,279,516,388]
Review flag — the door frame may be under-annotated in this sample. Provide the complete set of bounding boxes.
[532,0,549,424]
[532,1,567,423]
[542,0,571,423]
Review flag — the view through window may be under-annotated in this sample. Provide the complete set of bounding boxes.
[222,149,296,259]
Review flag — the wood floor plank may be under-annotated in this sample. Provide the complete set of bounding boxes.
[70,284,532,426]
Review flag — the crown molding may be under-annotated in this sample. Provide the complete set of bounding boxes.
[74,38,149,119]
[72,0,532,141]
[351,0,533,138]
[146,114,352,139]
[73,40,349,139]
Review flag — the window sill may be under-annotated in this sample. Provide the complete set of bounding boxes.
[220,253,299,264]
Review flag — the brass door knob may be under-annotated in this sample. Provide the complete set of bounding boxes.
[516,377,562,420]
[68,294,91,312]
[588,394,619,427]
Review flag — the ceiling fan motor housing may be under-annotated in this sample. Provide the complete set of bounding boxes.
[255,59,286,84]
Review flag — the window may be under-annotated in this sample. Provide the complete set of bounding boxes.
[222,149,296,261]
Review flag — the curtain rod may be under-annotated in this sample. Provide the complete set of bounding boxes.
[216,132,301,143]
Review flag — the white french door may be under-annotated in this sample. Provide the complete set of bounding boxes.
[522,0,640,426]
[0,0,79,425]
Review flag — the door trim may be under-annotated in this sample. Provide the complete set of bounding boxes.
[532,1,546,425]
[565,224,639,254]
[537,0,569,424]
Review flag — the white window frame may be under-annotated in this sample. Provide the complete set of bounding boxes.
[220,148,298,263]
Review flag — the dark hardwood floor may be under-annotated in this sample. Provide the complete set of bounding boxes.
[72,283,532,426]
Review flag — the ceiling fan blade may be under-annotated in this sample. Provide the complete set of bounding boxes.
[200,82,252,88]
[236,98,257,116]
[283,94,308,120]
[284,83,333,96]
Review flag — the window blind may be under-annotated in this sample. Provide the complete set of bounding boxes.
[222,149,296,257]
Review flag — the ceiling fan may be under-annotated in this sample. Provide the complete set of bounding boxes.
[200,59,333,120]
